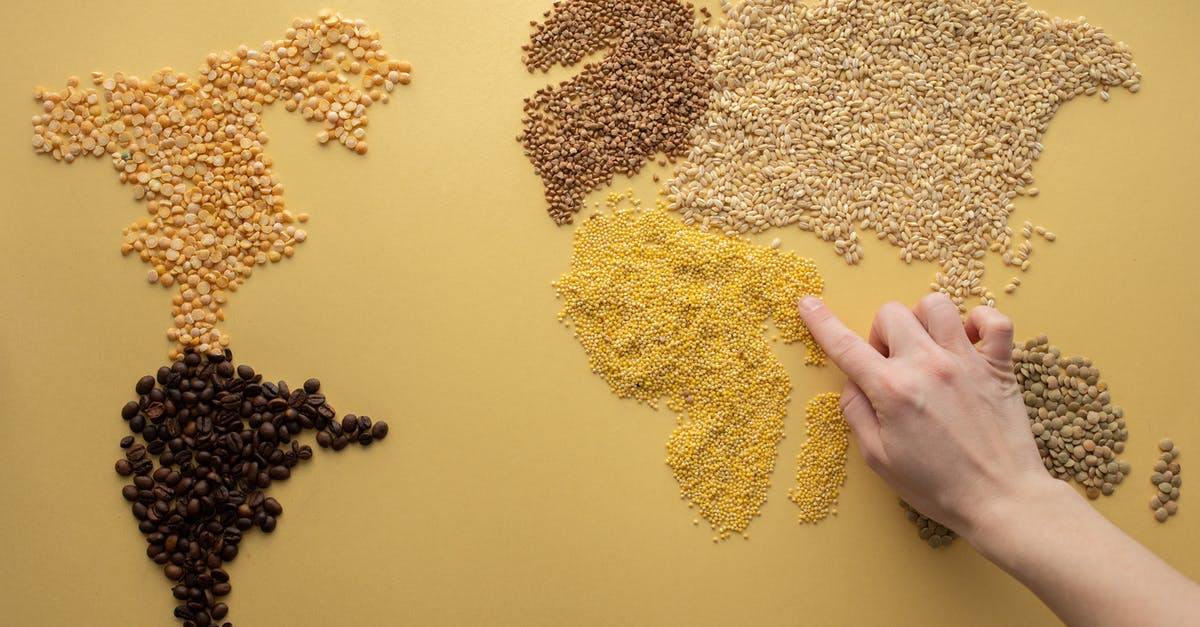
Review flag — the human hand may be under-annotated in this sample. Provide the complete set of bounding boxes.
[797,293,1054,542]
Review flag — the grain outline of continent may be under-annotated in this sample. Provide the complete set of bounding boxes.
[31,11,412,358]
[554,192,825,539]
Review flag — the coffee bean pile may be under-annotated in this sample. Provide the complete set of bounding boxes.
[1150,439,1181,523]
[519,0,711,223]
[1015,336,1130,499]
[900,500,957,548]
[114,350,389,626]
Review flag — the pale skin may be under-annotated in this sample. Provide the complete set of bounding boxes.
[797,293,1200,627]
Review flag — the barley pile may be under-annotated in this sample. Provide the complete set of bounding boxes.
[668,0,1140,308]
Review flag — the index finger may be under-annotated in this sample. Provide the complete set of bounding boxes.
[799,296,886,387]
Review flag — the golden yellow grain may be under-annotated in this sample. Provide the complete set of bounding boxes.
[554,191,825,536]
[788,392,850,524]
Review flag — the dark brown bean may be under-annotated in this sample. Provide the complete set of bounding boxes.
[136,375,156,395]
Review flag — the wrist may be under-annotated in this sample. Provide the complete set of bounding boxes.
[958,473,1081,565]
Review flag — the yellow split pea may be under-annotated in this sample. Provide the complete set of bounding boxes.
[554,192,826,537]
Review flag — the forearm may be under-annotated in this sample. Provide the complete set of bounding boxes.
[965,476,1200,627]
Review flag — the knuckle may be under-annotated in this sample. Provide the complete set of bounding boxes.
[924,353,960,383]
[829,332,860,361]
[880,301,908,318]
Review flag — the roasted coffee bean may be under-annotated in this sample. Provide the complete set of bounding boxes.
[136,375,156,395]
[122,401,140,420]
[116,459,134,476]
[262,497,283,516]
[122,485,139,502]
[357,432,374,446]
[126,444,147,462]
[316,431,333,448]
[120,435,135,448]
[371,421,389,440]
[342,415,359,435]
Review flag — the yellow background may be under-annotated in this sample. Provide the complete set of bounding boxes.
[1,1,1197,625]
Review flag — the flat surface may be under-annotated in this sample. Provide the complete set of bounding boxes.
[1,1,1197,625]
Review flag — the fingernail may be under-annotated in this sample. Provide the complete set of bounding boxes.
[799,296,822,312]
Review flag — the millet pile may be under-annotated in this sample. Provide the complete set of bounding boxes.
[115,350,388,627]
[520,0,711,224]
[1016,336,1130,499]
[553,192,825,539]
[788,393,850,524]
[1150,439,1181,523]
[31,11,412,358]
[667,0,1141,309]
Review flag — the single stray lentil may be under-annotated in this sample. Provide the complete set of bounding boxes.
[31,10,412,358]
[788,393,850,523]
[554,191,825,537]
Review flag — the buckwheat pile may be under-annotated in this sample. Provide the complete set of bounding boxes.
[520,0,711,224]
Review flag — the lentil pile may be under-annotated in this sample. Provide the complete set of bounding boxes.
[900,500,957,548]
[31,11,412,358]
[1150,439,1181,523]
[116,350,388,627]
[553,192,825,539]
[667,0,1141,308]
[520,0,711,223]
[788,393,850,524]
[1016,335,1130,499]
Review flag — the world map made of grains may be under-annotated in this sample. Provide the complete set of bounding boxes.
[532,0,1138,538]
